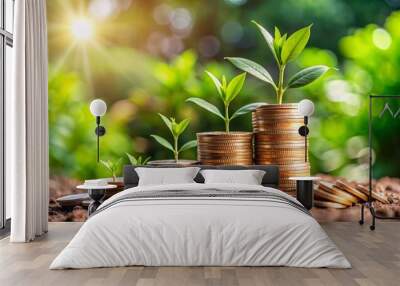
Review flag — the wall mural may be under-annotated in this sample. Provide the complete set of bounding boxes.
[361,96,400,228]
[379,103,400,118]
[47,0,400,222]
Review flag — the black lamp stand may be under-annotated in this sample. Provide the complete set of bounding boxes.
[296,180,314,210]
[298,116,309,162]
[95,116,106,162]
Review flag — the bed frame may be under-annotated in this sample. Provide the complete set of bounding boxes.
[123,165,280,190]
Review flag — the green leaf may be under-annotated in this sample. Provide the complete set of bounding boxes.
[274,26,281,40]
[277,34,287,63]
[100,158,121,178]
[252,20,279,64]
[281,25,312,64]
[150,135,174,152]
[226,73,246,104]
[273,27,287,64]
[225,57,276,88]
[186,97,224,119]
[205,71,223,98]
[126,153,137,165]
[142,156,152,165]
[230,102,266,120]
[280,34,287,45]
[100,160,112,172]
[115,158,122,170]
[222,75,227,90]
[158,113,172,132]
[287,65,329,88]
[126,153,151,165]
[171,119,180,137]
[179,140,197,152]
[176,118,190,136]
[273,27,281,60]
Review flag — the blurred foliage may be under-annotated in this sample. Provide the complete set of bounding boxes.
[300,11,400,180]
[47,0,400,181]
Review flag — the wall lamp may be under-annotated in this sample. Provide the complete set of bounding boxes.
[298,99,315,163]
[90,99,107,162]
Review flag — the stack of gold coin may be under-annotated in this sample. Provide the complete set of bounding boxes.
[197,132,253,165]
[252,104,304,133]
[252,104,310,193]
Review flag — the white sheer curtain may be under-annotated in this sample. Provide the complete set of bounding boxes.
[7,0,49,242]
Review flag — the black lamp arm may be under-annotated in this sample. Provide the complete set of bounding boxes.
[94,116,106,162]
[298,116,309,163]
[95,116,106,137]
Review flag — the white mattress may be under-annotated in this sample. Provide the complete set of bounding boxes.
[50,183,351,269]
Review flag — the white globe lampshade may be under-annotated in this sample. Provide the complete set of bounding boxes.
[90,99,107,117]
[298,99,315,117]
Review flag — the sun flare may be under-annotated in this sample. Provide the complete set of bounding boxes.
[49,1,131,93]
[70,17,94,42]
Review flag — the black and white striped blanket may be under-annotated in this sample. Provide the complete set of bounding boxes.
[92,189,310,217]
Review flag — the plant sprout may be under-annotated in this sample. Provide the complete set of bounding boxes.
[187,71,265,132]
[126,153,151,165]
[100,158,122,182]
[151,114,197,162]
[226,22,330,104]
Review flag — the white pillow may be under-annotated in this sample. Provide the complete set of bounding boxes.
[135,167,201,186]
[200,169,266,185]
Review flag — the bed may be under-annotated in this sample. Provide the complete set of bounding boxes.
[50,165,350,269]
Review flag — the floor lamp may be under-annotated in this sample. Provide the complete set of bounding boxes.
[90,99,107,162]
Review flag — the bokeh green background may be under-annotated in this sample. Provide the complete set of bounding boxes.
[47,0,400,181]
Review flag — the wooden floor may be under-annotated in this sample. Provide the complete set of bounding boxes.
[0,222,399,286]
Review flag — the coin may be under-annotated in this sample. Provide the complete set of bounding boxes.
[335,181,368,202]
[314,200,348,209]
